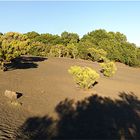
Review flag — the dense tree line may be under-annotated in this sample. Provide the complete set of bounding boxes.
[0,29,140,70]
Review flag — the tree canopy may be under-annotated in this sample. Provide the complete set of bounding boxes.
[0,29,140,71]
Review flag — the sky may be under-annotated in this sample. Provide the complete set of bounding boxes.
[0,1,140,46]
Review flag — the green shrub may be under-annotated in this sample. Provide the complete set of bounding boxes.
[29,41,47,56]
[66,43,78,59]
[87,47,107,62]
[68,66,100,89]
[49,44,66,57]
[100,61,117,77]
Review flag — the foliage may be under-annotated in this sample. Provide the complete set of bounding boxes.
[66,43,78,59]
[0,29,140,71]
[120,43,140,67]
[33,33,63,45]
[25,31,40,41]
[100,61,117,77]
[76,41,94,60]
[0,32,31,70]
[29,41,48,56]
[68,66,100,89]
[81,29,140,67]
[61,31,79,46]
[49,44,66,57]
[87,47,107,62]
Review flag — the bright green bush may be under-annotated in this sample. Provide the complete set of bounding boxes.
[100,61,117,77]
[87,47,107,62]
[68,66,100,89]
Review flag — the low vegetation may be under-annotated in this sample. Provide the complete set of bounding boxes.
[100,61,117,77]
[87,47,107,62]
[68,66,100,89]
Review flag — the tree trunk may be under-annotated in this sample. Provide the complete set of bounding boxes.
[0,61,7,72]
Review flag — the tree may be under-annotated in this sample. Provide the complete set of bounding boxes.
[77,41,94,60]
[49,44,66,58]
[29,41,47,56]
[66,43,78,59]
[0,32,31,71]
[61,31,79,46]
[25,31,40,40]
[98,39,122,61]
[34,33,62,45]
[81,29,109,46]
[87,47,107,62]
[81,29,140,67]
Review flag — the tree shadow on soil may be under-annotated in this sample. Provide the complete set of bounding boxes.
[16,116,54,140]
[6,56,47,70]
[16,92,140,140]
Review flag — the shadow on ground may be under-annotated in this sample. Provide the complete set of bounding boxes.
[16,92,140,140]
[16,116,54,140]
[6,56,47,70]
